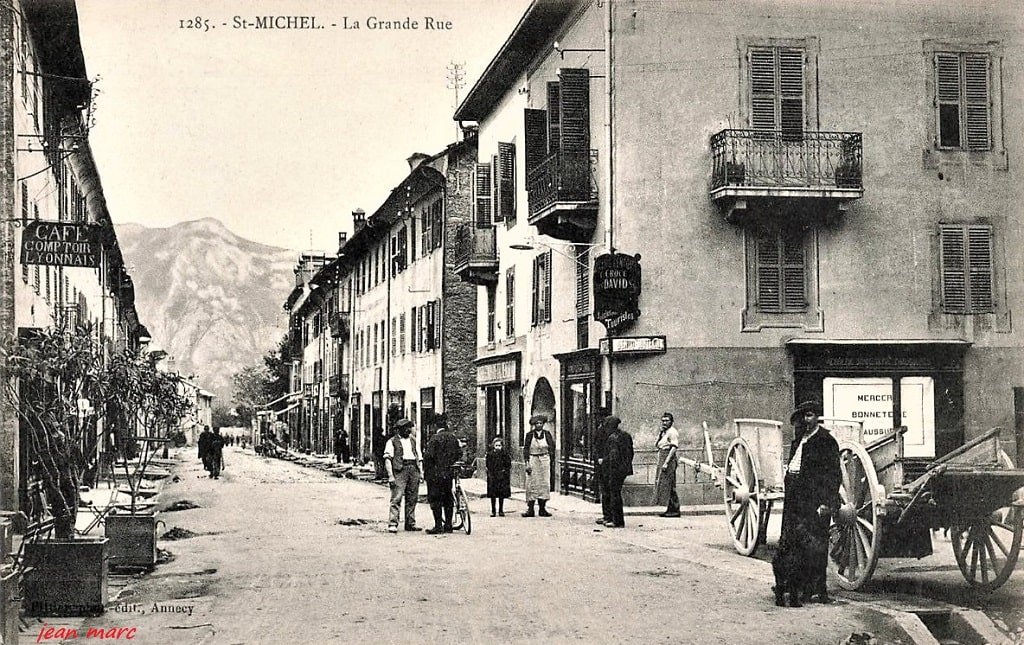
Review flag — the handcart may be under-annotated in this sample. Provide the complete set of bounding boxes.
[681,420,1024,591]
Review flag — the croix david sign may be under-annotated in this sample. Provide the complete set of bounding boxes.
[823,376,936,458]
[20,222,102,268]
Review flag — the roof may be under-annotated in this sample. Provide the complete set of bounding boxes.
[453,0,583,121]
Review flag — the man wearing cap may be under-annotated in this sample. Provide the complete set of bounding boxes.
[601,416,634,528]
[522,414,556,517]
[772,400,840,606]
[384,418,422,533]
[422,415,462,534]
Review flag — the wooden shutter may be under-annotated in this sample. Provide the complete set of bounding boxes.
[781,234,806,311]
[942,224,994,313]
[426,301,435,351]
[547,81,561,153]
[524,109,548,176]
[531,255,539,326]
[935,53,962,148]
[506,268,515,337]
[749,46,804,135]
[409,216,417,262]
[498,142,516,223]
[575,245,590,316]
[433,299,442,349]
[543,250,553,323]
[756,231,805,313]
[475,162,492,228]
[963,53,991,151]
[756,236,781,312]
[967,225,993,312]
[940,225,967,312]
[558,68,590,152]
[491,153,503,222]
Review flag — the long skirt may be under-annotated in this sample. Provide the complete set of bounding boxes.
[653,447,678,507]
[525,454,551,501]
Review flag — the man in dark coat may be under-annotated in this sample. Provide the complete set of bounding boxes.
[198,426,213,476]
[422,417,462,534]
[602,416,634,528]
[593,412,613,526]
[772,400,841,607]
[208,427,225,479]
[334,428,350,463]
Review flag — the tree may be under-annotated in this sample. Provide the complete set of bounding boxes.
[262,334,291,404]
[231,365,270,425]
[211,405,238,429]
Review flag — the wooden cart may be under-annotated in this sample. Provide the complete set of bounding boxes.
[681,420,1024,591]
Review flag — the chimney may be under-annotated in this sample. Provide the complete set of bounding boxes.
[338,232,348,250]
[352,209,366,233]
[406,152,431,171]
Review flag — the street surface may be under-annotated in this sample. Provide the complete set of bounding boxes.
[29,447,1021,644]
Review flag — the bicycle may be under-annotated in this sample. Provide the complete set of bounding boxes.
[449,463,472,535]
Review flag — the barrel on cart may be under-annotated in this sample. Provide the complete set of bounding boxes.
[682,420,1024,591]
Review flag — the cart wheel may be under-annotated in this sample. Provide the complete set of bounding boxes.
[724,437,762,556]
[829,441,882,590]
[951,505,1022,591]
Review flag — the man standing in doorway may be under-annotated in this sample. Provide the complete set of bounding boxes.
[384,418,422,533]
[522,414,556,517]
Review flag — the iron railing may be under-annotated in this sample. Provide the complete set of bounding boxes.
[452,224,497,272]
[328,374,349,398]
[710,130,863,191]
[329,311,350,339]
[526,149,598,218]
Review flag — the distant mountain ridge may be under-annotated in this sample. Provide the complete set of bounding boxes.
[115,218,296,402]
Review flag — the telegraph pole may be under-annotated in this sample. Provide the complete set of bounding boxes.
[446,62,466,140]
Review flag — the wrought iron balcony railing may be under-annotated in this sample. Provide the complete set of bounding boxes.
[329,311,350,339]
[526,149,598,219]
[329,374,350,398]
[452,223,498,285]
[710,129,863,194]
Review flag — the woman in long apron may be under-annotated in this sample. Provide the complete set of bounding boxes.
[522,414,555,517]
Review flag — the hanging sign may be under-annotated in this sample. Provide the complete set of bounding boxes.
[20,222,101,268]
[593,252,641,334]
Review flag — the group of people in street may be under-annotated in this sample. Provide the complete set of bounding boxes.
[384,415,465,534]
[197,426,225,479]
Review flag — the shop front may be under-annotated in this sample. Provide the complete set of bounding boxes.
[789,340,968,474]
[475,353,522,453]
[554,349,603,502]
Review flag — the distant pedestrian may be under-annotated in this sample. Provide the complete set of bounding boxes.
[383,418,422,533]
[655,412,681,517]
[522,414,555,517]
[601,416,634,528]
[208,427,225,479]
[198,426,213,475]
[334,428,350,463]
[486,436,512,517]
[422,416,462,534]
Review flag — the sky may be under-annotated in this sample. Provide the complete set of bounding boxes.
[75,0,530,252]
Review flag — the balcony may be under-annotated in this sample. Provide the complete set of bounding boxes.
[329,311,350,340]
[709,130,864,222]
[526,150,598,242]
[452,224,498,285]
[328,374,349,399]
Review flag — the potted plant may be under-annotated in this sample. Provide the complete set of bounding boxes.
[103,350,191,571]
[0,325,110,616]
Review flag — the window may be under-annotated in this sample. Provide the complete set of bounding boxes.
[391,316,397,356]
[939,223,993,314]
[575,245,590,349]
[524,68,590,178]
[486,286,496,343]
[531,250,552,326]
[372,323,378,365]
[474,162,492,228]
[740,38,818,134]
[754,229,806,313]
[495,143,516,225]
[935,52,990,151]
[379,319,386,363]
[505,267,515,338]
[399,313,406,355]
[425,301,436,351]
[409,216,417,263]
[433,299,441,350]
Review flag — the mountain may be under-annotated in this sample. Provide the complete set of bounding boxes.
[115,218,296,402]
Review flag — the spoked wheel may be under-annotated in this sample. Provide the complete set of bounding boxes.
[457,489,471,535]
[951,505,1023,591]
[829,441,883,590]
[724,437,762,556]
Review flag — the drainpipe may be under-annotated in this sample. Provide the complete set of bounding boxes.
[604,0,616,414]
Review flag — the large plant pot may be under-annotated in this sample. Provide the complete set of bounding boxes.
[23,537,108,616]
[106,512,158,571]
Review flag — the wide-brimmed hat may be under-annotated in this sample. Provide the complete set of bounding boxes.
[789,400,823,424]
[529,414,548,425]
[395,418,414,430]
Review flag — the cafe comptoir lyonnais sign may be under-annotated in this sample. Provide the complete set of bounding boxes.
[20,221,101,268]
[593,252,641,335]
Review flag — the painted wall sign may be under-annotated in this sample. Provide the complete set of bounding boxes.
[599,335,667,356]
[477,358,519,386]
[823,376,936,458]
[20,221,102,268]
[593,252,641,334]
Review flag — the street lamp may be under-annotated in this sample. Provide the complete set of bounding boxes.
[508,237,607,269]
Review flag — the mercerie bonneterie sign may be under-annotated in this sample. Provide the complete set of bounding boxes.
[20,222,102,268]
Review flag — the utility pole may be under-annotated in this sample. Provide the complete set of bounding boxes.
[446,62,466,140]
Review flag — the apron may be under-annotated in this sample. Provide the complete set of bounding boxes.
[525,434,551,501]
[654,445,678,507]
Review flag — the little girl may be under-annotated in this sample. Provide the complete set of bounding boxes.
[486,436,512,516]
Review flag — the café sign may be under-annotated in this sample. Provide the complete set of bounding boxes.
[593,252,641,334]
[20,222,101,268]
[599,335,667,357]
